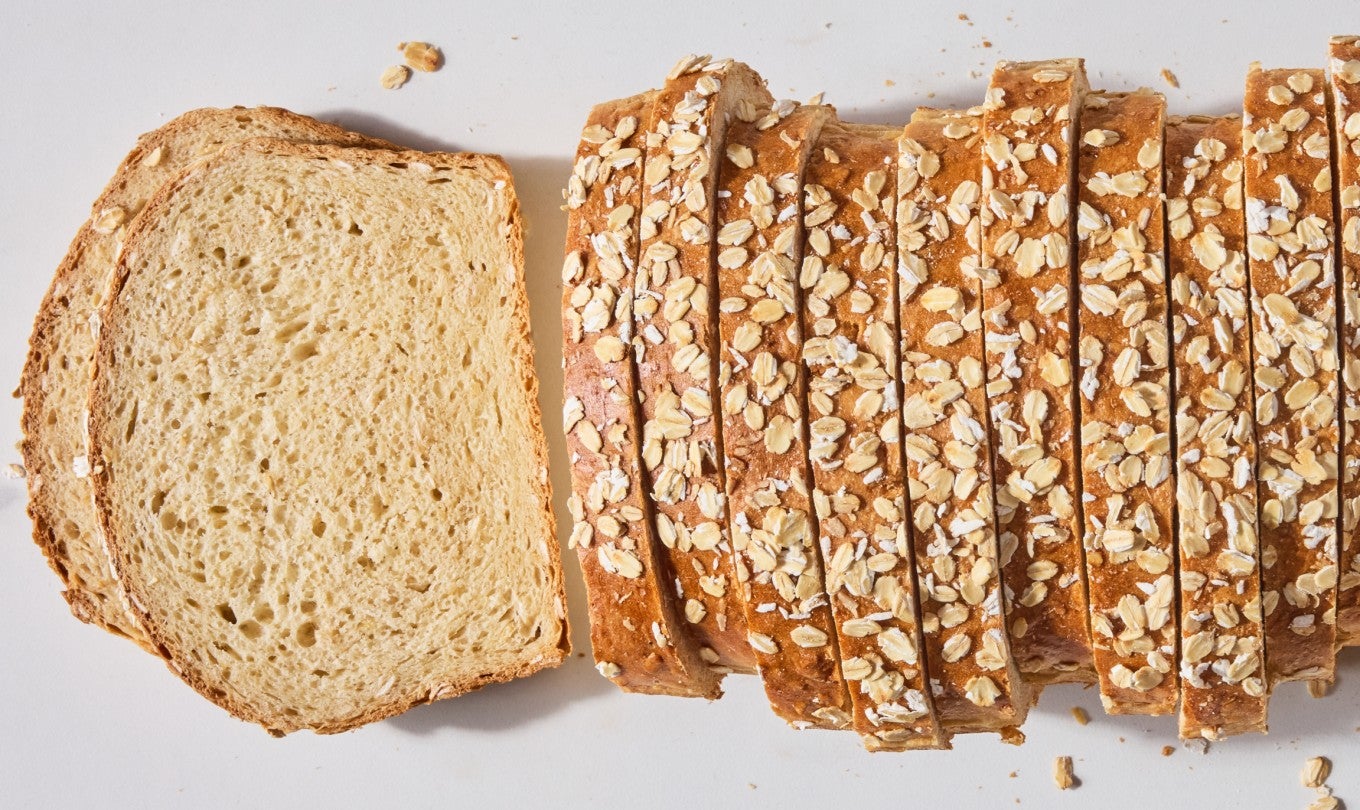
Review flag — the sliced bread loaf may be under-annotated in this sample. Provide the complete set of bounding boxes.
[562,92,721,697]
[87,140,567,733]
[897,108,1031,737]
[1166,114,1269,739]
[1243,65,1341,686]
[20,107,386,647]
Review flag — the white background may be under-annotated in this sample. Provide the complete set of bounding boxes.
[1,1,1357,807]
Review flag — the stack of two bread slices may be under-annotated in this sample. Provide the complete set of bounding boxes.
[22,108,568,734]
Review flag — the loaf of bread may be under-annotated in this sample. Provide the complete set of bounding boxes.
[87,140,567,734]
[20,107,387,647]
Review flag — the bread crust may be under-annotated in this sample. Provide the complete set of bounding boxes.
[898,108,1032,736]
[1243,66,1340,685]
[1166,115,1268,739]
[88,139,567,734]
[562,92,721,697]
[632,57,774,677]
[1075,89,1178,715]
[715,102,853,724]
[20,107,390,648]
[802,120,942,749]
[1329,36,1360,646]
[979,60,1096,685]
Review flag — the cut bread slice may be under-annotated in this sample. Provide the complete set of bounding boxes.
[897,108,1032,737]
[20,107,386,647]
[1166,114,1269,739]
[978,59,1096,685]
[802,119,944,750]
[715,101,853,724]
[633,56,774,674]
[562,92,721,697]
[87,140,567,734]
[1075,89,1178,715]
[1329,36,1360,646]
[1243,65,1341,686]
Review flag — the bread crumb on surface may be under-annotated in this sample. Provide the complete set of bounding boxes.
[1161,745,1175,757]
[380,64,411,90]
[1160,68,1179,88]
[1053,756,1076,790]
[1070,706,1090,726]
[1308,680,1330,698]
[3,463,25,479]
[399,41,442,72]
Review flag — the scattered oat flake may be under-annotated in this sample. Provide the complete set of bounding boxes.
[380,64,411,90]
[1302,756,1331,789]
[1161,68,1180,88]
[1053,756,1076,790]
[1070,706,1090,725]
[399,41,442,72]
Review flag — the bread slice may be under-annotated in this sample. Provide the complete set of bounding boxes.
[87,140,567,734]
[562,93,720,696]
[1166,115,1269,739]
[632,56,775,674]
[1074,89,1178,715]
[1329,36,1360,646]
[715,101,852,723]
[897,108,1031,737]
[20,107,387,647]
[803,119,943,750]
[1243,65,1341,686]
[978,59,1096,685]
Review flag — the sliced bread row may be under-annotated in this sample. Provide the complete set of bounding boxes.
[563,44,1359,747]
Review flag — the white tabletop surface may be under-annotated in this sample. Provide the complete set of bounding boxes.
[2,1,1357,807]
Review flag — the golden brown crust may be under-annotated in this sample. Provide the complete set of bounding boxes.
[1330,36,1360,646]
[716,103,853,724]
[89,140,566,734]
[20,107,391,647]
[1243,66,1340,685]
[1166,115,1269,739]
[561,92,721,698]
[979,59,1095,685]
[1074,90,1178,715]
[633,58,774,676]
[898,108,1032,735]
[802,120,941,748]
